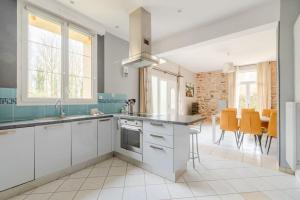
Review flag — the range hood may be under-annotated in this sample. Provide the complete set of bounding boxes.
[122,7,160,68]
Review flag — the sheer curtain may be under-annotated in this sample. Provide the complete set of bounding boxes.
[227,71,236,108]
[139,67,152,113]
[257,62,272,112]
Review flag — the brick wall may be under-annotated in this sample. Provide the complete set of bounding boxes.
[196,71,228,121]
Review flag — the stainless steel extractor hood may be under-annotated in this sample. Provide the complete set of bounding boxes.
[122,7,160,68]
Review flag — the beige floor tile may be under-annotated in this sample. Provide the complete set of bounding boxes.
[70,168,92,178]
[125,174,145,187]
[24,193,52,200]
[103,176,125,188]
[98,188,123,200]
[89,167,110,177]
[146,184,170,200]
[108,166,127,176]
[31,180,64,194]
[187,181,216,197]
[123,186,146,200]
[49,191,77,200]
[8,195,28,200]
[73,190,100,200]
[56,178,85,192]
[241,192,271,200]
[167,183,194,199]
[80,177,106,190]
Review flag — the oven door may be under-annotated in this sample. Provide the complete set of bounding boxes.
[121,125,142,154]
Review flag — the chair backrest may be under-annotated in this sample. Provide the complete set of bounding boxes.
[220,110,238,131]
[262,109,271,117]
[268,111,277,137]
[240,110,262,135]
[241,108,255,115]
[224,108,237,112]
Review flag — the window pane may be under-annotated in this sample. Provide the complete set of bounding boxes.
[160,80,167,115]
[238,84,247,109]
[68,28,92,99]
[152,76,158,114]
[249,83,258,110]
[27,13,62,98]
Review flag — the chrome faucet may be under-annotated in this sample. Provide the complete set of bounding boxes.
[55,99,65,118]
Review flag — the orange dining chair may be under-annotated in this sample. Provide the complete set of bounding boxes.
[218,110,239,147]
[239,111,264,153]
[266,111,277,154]
[262,109,271,117]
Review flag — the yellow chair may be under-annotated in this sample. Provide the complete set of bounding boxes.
[266,111,277,154]
[218,110,239,147]
[262,109,271,117]
[239,111,264,153]
[224,108,237,112]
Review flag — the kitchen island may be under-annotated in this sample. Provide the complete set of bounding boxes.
[114,113,206,181]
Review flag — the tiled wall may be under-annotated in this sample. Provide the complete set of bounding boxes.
[0,88,127,123]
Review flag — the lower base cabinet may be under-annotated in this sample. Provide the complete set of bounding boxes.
[0,128,34,192]
[72,120,98,165]
[35,123,71,178]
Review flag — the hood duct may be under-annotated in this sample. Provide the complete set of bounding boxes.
[122,7,160,68]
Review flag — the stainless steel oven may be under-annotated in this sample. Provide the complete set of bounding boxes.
[120,119,143,154]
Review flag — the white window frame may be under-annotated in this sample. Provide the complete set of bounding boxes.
[17,2,98,105]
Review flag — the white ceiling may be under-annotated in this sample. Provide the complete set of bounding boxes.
[159,28,277,73]
[57,0,273,41]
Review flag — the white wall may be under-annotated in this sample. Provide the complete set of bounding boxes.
[104,33,139,112]
[279,0,300,169]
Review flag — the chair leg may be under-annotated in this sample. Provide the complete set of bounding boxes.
[254,135,257,146]
[191,133,195,168]
[238,133,245,149]
[234,132,239,148]
[257,135,263,154]
[218,130,224,145]
[265,135,269,148]
[267,136,273,155]
[195,132,200,162]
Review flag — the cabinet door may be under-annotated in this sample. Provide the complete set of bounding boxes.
[35,123,71,178]
[98,118,112,156]
[0,128,34,191]
[72,120,97,165]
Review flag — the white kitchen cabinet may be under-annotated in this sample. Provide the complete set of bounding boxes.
[0,127,34,191]
[98,118,112,156]
[35,123,71,178]
[72,120,98,165]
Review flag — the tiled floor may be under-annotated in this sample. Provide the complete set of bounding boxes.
[195,124,279,171]
[9,152,299,200]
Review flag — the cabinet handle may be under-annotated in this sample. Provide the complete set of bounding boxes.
[0,130,16,136]
[150,134,164,139]
[77,120,93,125]
[150,122,164,127]
[44,124,63,130]
[99,119,110,122]
[150,145,164,151]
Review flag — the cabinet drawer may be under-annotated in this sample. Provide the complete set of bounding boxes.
[143,121,173,135]
[143,142,173,172]
[144,131,173,148]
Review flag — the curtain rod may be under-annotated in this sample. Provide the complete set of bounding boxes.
[236,60,276,68]
[152,67,184,78]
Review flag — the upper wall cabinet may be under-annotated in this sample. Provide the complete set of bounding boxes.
[71,120,98,165]
[0,128,34,191]
[98,118,113,156]
[35,123,72,178]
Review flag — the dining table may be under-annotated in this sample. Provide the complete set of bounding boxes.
[211,113,270,143]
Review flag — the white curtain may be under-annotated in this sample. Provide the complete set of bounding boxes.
[257,62,272,112]
[227,71,236,108]
[139,67,152,113]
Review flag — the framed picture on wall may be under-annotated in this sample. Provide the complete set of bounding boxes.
[186,83,194,97]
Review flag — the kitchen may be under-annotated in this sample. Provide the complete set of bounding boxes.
[1,0,300,200]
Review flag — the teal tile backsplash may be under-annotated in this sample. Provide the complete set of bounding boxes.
[0,88,127,122]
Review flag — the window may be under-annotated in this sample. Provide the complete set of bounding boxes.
[151,70,178,115]
[18,5,97,104]
[236,67,258,110]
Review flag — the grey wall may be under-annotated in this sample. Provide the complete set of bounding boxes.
[104,33,139,112]
[0,0,17,88]
[279,0,300,168]
[97,35,105,93]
